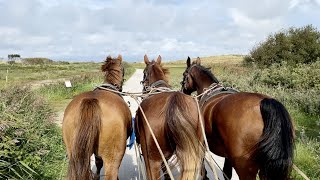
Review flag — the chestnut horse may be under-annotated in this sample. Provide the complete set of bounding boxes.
[62,55,132,180]
[181,57,295,180]
[135,55,204,179]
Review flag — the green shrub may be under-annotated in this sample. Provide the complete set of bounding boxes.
[22,58,54,65]
[254,61,320,91]
[7,60,15,65]
[245,25,320,67]
[0,87,66,179]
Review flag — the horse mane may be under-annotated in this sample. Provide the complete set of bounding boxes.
[192,63,219,84]
[101,56,124,87]
[152,60,170,83]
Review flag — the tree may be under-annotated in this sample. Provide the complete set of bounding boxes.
[8,54,21,60]
[244,25,320,67]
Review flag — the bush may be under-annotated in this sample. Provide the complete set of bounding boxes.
[22,58,54,65]
[7,60,15,65]
[244,25,320,67]
[254,61,320,91]
[0,87,66,179]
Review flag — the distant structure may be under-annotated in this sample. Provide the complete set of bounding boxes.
[8,54,21,61]
[7,54,22,64]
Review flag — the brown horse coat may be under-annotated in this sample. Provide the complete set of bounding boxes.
[62,55,131,180]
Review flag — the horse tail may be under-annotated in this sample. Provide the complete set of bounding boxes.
[68,98,101,180]
[165,92,204,179]
[255,98,294,180]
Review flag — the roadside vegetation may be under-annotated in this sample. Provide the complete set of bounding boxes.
[0,87,66,179]
[0,60,101,89]
[37,61,135,111]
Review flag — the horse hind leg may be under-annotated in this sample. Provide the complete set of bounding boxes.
[200,159,209,180]
[141,150,162,179]
[233,158,258,180]
[94,155,103,180]
[100,153,124,180]
[161,157,175,180]
[223,158,233,179]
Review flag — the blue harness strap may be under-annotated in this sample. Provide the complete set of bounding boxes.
[127,117,136,149]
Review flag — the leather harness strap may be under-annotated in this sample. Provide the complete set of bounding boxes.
[199,83,239,107]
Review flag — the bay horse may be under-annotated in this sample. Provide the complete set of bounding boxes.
[180,57,295,180]
[135,55,204,179]
[62,55,132,180]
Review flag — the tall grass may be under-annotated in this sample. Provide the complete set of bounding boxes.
[0,87,66,179]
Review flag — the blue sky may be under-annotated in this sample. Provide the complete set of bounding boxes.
[0,0,319,62]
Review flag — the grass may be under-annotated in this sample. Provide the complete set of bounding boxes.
[170,55,244,65]
[0,62,101,89]
[36,62,135,112]
[0,87,67,179]
[292,140,320,179]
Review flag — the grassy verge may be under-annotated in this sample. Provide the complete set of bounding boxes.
[36,62,135,111]
[0,87,66,179]
[0,62,101,89]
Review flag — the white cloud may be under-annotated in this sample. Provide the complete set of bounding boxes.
[0,0,319,61]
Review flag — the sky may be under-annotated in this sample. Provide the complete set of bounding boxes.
[0,0,319,62]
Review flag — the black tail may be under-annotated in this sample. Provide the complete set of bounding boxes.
[255,98,295,180]
[165,92,204,179]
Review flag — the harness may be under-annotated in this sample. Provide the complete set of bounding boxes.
[95,83,123,97]
[143,80,172,95]
[199,83,239,107]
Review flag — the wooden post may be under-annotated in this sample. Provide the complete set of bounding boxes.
[5,69,8,83]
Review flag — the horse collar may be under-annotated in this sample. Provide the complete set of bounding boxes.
[143,80,171,95]
[150,80,168,88]
[95,84,123,97]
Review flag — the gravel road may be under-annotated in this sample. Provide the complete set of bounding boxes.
[89,69,239,179]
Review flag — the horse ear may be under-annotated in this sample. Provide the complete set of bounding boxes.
[106,55,112,60]
[144,54,149,64]
[117,54,122,62]
[187,56,191,67]
[156,55,162,64]
[195,57,201,65]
